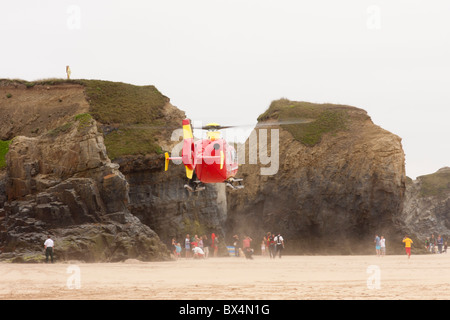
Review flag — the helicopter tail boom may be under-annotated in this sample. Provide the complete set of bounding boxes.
[165,119,196,180]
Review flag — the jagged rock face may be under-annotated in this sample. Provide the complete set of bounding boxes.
[116,155,228,246]
[399,168,450,242]
[227,106,407,254]
[0,118,168,262]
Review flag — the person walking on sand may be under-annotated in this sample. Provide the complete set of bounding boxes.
[203,235,210,258]
[380,236,386,257]
[213,234,219,257]
[274,233,284,258]
[374,234,381,257]
[185,234,191,258]
[425,237,430,252]
[44,235,54,263]
[261,238,266,256]
[402,235,413,259]
[242,235,253,259]
[233,234,240,257]
[267,232,276,259]
[430,234,436,253]
[174,243,182,259]
[437,235,444,254]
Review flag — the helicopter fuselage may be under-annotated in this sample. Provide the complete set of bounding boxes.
[193,138,238,183]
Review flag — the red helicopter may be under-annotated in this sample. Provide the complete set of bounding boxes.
[165,119,243,191]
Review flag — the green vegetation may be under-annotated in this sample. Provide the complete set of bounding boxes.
[0,78,82,88]
[79,80,168,159]
[74,113,93,131]
[103,126,163,160]
[258,99,351,146]
[0,78,169,159]
[418,168,450,198]
[0,140,12,169]
[47,113,93,137]
[79,80,167,125]
[47,121,74,137]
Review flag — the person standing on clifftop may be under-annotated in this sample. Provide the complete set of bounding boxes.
[44,235,54,263]
[66,65,71,79]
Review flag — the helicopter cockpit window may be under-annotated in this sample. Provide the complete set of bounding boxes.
[229,148,238,164]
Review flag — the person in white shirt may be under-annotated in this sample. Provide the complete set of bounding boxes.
[274,233,284,258]
[192,245,205,259]
[380,236,386,257]
[44,235,54,263]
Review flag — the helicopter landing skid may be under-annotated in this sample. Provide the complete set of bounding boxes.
[225,178,244,190]
[184,180,206,192]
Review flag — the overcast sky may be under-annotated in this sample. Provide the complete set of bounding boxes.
[1,0,449,179]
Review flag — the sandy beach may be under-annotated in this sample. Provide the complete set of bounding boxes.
[1,253,449,300]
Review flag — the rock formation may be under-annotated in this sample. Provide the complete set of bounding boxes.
[2,80,447,260]
[226,100,407,254]
[0,79,228,262]
[399,168,450,244]
[0,115,168,262]
[116,154,227,245]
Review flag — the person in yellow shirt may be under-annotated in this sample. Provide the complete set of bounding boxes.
[402,236,413,259]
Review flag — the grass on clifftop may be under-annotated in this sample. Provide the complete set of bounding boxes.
[1,78,169,160]
[81,80,168,159]
[80,80,168,125]
[418,168,450,198]
[257,99,351,146]
[0,140,11,169]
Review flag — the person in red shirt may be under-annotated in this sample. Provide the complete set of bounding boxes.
[402,235,413,259]
[242,235,253,259]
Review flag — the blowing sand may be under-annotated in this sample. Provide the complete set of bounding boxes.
[1,253,449,300]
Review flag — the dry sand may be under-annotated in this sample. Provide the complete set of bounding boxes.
[1,253,450,300]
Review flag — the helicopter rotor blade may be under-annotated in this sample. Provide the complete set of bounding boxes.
[104,118,314,132]
[193,118,314,130]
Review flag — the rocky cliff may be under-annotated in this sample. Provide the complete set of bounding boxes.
[0,79,228,262]
[0,114,167,262]
[399,168,450,243]
[2,80,447,260]
[117,155,227,244]
[226,99,407,254]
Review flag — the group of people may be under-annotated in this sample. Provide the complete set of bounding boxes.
[374,235,387,257]
[375,233,448,259]
[425,234,448,254]
[232,232,285,259]
[171,231,286,260]
[232,234,256,259]
[261,232,285,259]
[171,233,219,260]
[374,234,413,259]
